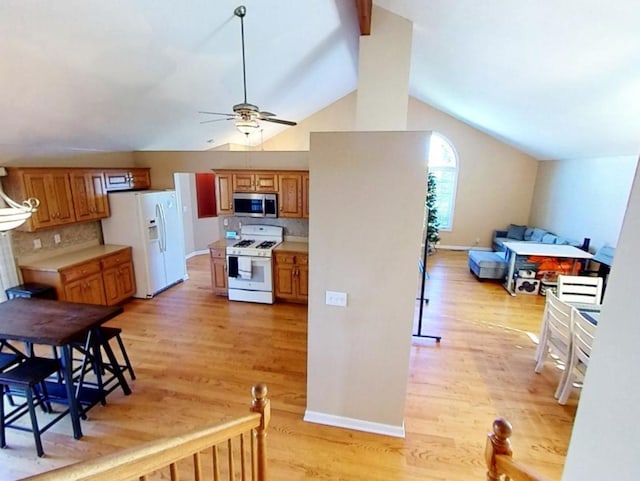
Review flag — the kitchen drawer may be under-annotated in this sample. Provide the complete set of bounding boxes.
[274,252,296,265]
[101,249,131,269]
[296,254,308,266]
[61,261,101,283]
[210,248,226,259]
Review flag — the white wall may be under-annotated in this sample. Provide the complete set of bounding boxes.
[529,156,637,249]
[562,159,640,481]
[305,131,427,435]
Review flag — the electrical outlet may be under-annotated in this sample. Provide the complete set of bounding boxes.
[33,238,42,249]
[325,291,348,307]
[54,234,61,244]
[223,218,229,227]
[475,237,480,245]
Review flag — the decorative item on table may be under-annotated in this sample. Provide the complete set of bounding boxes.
[515,278,540,295]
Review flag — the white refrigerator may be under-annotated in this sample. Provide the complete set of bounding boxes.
[101,190,187,298]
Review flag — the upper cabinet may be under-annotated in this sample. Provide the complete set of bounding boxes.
[4,167,150,232]
[12,169,77,230]
[214,169,309,219]
[278,174,303,218]
[217,173,234,216]
[232,172,278,192]
[69,170,110,222]
[104,168,151,192]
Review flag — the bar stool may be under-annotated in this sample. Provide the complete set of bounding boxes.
[0,357,61,457]
[67,327,136,405]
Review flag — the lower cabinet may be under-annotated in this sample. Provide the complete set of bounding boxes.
[210,246,228,296]
[20,247,135,306]
[274,251,308,304]
[101,251,136,305]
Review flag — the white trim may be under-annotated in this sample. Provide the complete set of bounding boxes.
[186,249,209,259]
[436,244,492,251]
[303,410,405,438]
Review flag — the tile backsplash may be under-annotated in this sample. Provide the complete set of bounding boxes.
[12,222,101,261]
[222,217,308,238]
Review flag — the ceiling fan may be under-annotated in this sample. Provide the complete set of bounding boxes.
[199,5,297,135]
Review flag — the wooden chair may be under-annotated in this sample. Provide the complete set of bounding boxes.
[557,309,597,405]
[557,275,603,305]
[534,291,574,399]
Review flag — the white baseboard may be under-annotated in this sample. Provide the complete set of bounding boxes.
[437,244,491,251]
[303,410,405,438]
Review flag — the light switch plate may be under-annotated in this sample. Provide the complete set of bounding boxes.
[326,290,348,307]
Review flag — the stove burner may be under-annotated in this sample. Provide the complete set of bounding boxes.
[233,239,255,248]
[256,241,277,249]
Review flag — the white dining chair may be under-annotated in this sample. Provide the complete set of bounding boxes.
[557,309,597,405]
[557,275,603,305]
[534,291,575,399]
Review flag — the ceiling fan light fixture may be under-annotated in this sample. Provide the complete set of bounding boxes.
[235,119,260,135]
[0,167,39,232]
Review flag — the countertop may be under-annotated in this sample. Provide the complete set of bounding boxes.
[275,241,309,253]
[208,239,231,250]
[19,244,131,271]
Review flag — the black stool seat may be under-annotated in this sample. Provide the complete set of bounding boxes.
[0,352,22,371]
[5,283,56,300]
[0,358,60,387]
[1,357,61,457]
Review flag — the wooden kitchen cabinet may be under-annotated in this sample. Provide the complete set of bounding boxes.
[278,174,303,218]
[69,170,110,222]
[232,172,278,193]
[274,251,308,304]
[20,246,135,306]
[217,173,234,215]
[104,168,151,191]
[60,260,106,305]
[209,245,228,296]
[5,168,77,231]
[101,249,136,305]
[302,172,309,219]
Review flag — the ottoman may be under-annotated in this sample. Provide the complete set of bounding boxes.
[468,250,508,281]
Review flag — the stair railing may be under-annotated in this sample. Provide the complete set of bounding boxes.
[20,383,270,481]
[486,418,553,481]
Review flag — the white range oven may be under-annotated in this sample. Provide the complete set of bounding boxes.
[226,225,283,304]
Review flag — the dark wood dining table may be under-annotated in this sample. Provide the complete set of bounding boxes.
[0,297,131,439]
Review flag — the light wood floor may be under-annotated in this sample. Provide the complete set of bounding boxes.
[1,250,577,481]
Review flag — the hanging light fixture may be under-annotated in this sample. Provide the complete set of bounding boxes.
[0,167,39,232]
[235,118,260,136]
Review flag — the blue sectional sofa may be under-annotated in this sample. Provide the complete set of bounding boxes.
[492,224,581,252]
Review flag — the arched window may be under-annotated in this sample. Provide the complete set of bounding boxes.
[428,132,458,231]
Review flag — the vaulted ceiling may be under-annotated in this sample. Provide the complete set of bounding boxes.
[1,0,638,160]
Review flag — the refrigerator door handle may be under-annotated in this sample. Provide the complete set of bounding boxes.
[160,203,168,253]
[156,204,165,252]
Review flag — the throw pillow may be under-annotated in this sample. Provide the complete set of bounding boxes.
[506,224,527,240]
[542,233,558,244]
[524,228,534,241]
[530,228,547,242]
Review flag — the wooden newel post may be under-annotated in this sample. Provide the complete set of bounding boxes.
[486,418,513,481]
[250,383,271,481]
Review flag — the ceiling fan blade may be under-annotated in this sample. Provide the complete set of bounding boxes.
[200,118,235,124]
[262,117,298,126]
[258,111,276,118]
[199,111,236,116]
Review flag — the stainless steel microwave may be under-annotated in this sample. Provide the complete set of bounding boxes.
[232,192,278,218]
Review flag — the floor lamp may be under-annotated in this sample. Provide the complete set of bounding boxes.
[413,209,441,342]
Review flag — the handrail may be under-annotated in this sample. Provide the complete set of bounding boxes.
[20,383,271,481]
[485,418,553,481]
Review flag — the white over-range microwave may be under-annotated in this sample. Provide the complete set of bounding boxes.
[232,192,278,218]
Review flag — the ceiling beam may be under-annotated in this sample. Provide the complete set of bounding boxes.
[355,0,372,36]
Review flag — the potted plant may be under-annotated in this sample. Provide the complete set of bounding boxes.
[426,172,440,254]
